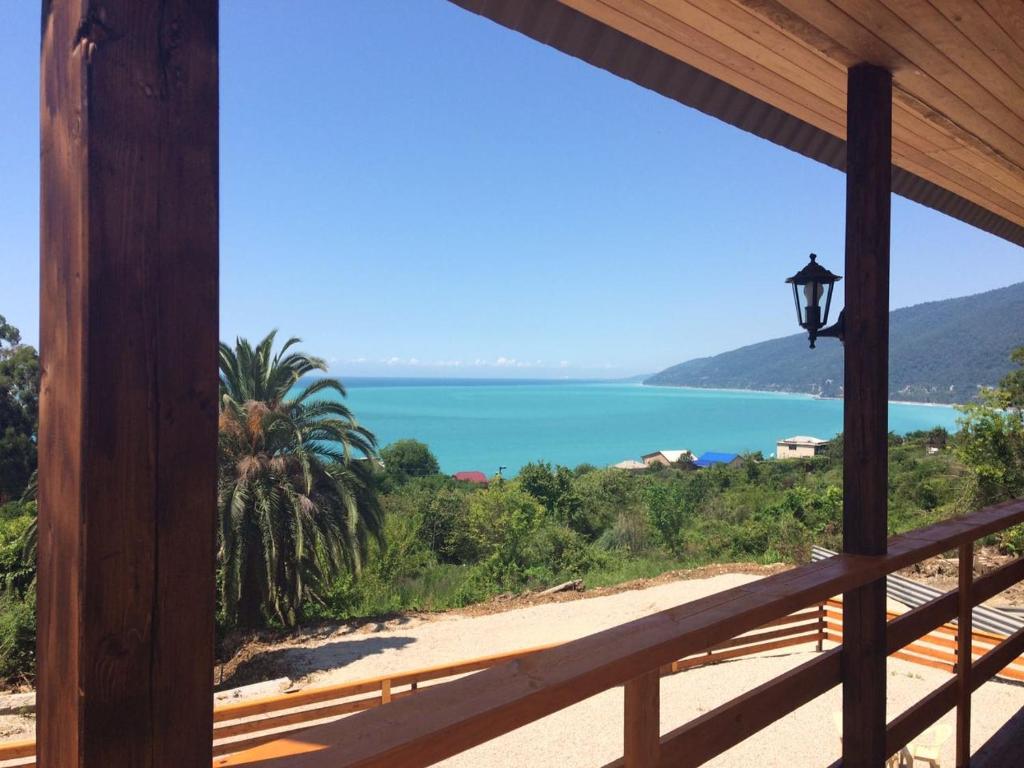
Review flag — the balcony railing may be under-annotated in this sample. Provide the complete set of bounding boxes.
[3,500,1022,767]
[208,498,1024,767]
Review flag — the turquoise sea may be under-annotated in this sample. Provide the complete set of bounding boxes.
[336,379,962,475]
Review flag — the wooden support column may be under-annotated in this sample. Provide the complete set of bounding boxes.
[956,543,974,767]
[38,2,219,766]
[624,670,660,767]
[841,63,892,768]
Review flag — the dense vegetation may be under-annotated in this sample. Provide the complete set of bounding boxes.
[646,282,1024,403]
[0,317,37,684]
[1,310,1023,686]
[305,430,969,620]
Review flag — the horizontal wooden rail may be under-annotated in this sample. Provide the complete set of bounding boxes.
[971,625,1024,692]
[671,631,820,672]
[601,649,843,768]
[886,678,958,758]
[826,598,1024,682]
[0,610,821,764]
[213,643,557,724]
[214,498,1024,767]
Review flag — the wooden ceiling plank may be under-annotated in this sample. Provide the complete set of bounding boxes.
[826,0,1024,169]
[977,0,1024,57]
[734,0,1024,187]
[710,0,965,153]
[559,0,848,135]
[652,0,957,154]
[594,0,955,156]
[929,0,1024,92]
[893,145,1024,225]
[749,0,1024,175]
[651,0,846,97]
[945,147,1024,201]
[558,0,1024,226]
[876,0,1024,123]
[892,84,1024,182]
[731,0,860,67]
[928,149,1024,214]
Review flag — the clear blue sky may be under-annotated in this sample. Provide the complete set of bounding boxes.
[2,2,1021,378]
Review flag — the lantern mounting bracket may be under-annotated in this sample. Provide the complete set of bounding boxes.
[808,309,845,348]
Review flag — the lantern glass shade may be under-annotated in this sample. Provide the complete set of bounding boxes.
[785,254,841,333]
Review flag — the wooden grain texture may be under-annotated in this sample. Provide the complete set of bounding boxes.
[970,625,1024,693]
[886,591,958,652]
[957,543,973,767]
[886,678,958,758]
[38,2,218,766]
[623,671,659,767]
[841,62,892,768]
[655,649,840,768]
[759,0,1024,168]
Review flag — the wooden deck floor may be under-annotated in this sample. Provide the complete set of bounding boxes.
[973,704,1024,767]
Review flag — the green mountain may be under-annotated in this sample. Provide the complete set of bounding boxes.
[645,282,1024,404]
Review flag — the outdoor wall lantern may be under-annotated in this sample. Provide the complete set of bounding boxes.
[786,253,844,348]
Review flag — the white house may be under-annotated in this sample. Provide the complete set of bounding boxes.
[776,435,829,459]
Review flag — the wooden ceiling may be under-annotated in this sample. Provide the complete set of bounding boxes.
[453,0,1024,247]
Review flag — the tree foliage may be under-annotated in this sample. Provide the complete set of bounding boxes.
[957,346,1024,519]
[379,439,441,488]
[218,332,383,628]
[0,316,38,503]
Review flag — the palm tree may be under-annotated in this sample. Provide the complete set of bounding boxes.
[218,332,382,628]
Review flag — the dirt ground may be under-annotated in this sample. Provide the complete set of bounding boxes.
[213,562,791,688]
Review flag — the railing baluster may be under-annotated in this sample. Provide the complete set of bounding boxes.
[957,542,973,768]
[624,670,660,767]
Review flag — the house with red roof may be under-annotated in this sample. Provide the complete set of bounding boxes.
[452,470,488,486]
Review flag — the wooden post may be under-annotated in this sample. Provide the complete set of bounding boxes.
[817,603,825,652]
[841,63,892,768]
[38,2,219,767]
[624,670,660,767]
[957,543,974,767]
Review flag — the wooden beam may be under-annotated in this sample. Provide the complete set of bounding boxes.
[841,62,892,768]
[38,2,218,766]
[623,671,660,768]
[957,543,973,767]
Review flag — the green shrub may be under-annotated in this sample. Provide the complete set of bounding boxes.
[0,591,34,683]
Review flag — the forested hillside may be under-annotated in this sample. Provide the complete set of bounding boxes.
[646,282,1024,403]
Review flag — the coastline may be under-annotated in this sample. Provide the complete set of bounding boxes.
[641,381,962,409]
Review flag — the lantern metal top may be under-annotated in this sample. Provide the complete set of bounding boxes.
[785,253,842,286]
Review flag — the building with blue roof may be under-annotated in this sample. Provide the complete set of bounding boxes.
[693,451,742,469]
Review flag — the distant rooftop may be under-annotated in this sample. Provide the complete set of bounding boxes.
[453,471,488,484]
[694,451,740,468]
[778,436,828,445]
[641,450,695,463]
